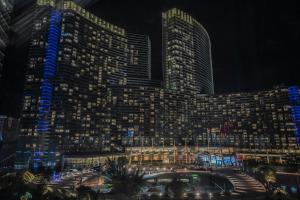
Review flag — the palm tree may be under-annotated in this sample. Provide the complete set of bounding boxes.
[117,156,129,166]
[103,157,144,197]
[166,177,187,199]
[0,171,43,200]
[259,166,276,191]
[104,157,118,177]
[127,169,145,195]
[116,156,128,173]
[271,187,288,200]
[0,171,78,200]
[111,169,145,197]
[105,156,128,177]
[77,186,97,200]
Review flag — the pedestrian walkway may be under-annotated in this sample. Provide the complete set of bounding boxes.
[221,168,266,198]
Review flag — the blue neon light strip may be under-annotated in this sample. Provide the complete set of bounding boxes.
[34,10,61,168]
[37,10,61,134]
[288,86,300,144]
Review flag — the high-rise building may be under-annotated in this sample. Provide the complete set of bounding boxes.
[127,33,151,80]
[0,0,13,79]
[162,8,214,95]
[16,1,300,169]
[0,115,19,168]
[15,0,153,169]
[0,115,19,147]
[191,86,299,149]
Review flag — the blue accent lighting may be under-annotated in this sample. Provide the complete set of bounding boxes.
[288,86,300,144]
[128,129,133,137]
[35,10,61,167]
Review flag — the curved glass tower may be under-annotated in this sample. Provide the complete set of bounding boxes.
[162,8,214,95]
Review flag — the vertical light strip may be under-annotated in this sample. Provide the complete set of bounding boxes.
[288,86,300,145]
[35,10,61,166]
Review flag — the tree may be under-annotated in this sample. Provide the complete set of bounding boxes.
[259,166,277,191]
[271,187,288,200]
[104,157,118,177]
[0,171,78,200]
[0,171,42,200]
[77,186,97,200]
[166,177,187,199]
[111,169,145,197]
[117,157,128,169]
[104,156,128,177]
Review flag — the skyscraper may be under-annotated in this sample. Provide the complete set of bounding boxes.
[15,1,300,169]
[0,0,12,79]
[162,8,214,95]
[127,33,151,81]
[15,0,153,169]
[0,115,19,168]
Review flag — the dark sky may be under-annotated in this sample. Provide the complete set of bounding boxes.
[1,0,300,117]
[85,0,300,93]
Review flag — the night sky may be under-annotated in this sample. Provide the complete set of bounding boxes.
[1,0,300,117]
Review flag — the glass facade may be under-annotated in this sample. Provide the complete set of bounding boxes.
[191,87,298,149]
[127,33,151,80]
[16,1,300,169]
[16,0,155,168]
[162,8,214,95]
